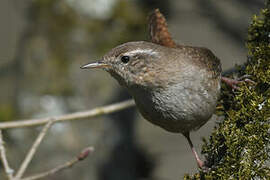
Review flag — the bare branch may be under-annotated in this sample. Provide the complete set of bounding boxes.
[0,130,14,179]
[15,121,53,179]
[21,146,94,180]
[0,99,135,129]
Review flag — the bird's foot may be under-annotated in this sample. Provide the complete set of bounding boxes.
[190,147,209,171]
[196,157,209,172]
[221,75,256,90]
[196,158,204,169]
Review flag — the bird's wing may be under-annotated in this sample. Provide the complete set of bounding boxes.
[191,47,222,78]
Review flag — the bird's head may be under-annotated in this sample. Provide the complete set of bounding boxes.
[81,41,167,89]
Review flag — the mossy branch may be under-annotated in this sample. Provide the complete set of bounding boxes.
[185,1,270,179]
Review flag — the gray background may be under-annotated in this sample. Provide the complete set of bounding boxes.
[0,0,264,179]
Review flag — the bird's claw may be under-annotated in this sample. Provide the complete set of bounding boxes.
[237,74,256,83]
[221,75,256,90]
[197,160,210,172]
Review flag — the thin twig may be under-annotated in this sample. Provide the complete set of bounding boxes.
[0,130,14,179]
[15,121,53,179]
[0,100,135,129]
[21,146,94,180]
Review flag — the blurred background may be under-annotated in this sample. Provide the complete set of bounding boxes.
[0,0,265,179]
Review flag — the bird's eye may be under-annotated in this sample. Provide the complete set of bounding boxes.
[121,56,130,64]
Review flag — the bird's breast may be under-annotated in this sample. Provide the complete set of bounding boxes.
[131,78,220,133]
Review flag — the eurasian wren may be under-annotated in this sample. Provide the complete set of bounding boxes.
[81,40,222,168]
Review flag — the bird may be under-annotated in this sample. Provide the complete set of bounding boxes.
[81,9,250,169]
[81,40,222,168]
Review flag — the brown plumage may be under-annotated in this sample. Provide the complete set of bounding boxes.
[81,41,221,169]
[148,9,221,78]
[81,9,225,169]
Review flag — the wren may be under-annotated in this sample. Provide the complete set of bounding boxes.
[81,40,222,168]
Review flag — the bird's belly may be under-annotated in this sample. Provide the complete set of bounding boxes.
[133,84,219,133]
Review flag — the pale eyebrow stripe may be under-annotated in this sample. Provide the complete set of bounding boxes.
[123,49,158,56]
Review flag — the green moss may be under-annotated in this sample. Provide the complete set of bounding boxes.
[185,1,270,179]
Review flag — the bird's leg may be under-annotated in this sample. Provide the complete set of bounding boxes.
[183,132,204,169]
[221,75,255,90]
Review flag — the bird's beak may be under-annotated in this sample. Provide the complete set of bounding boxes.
[80,61,110,69]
